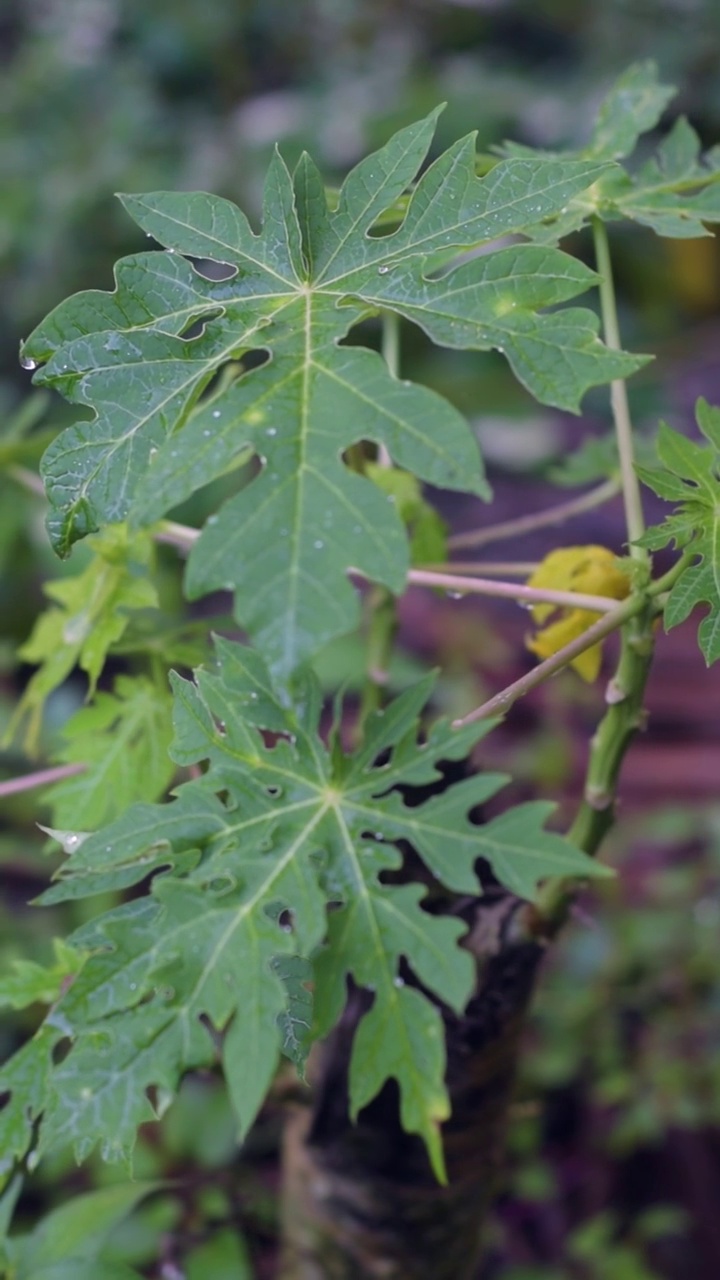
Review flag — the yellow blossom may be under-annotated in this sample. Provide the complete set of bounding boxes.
[525,546,631,681]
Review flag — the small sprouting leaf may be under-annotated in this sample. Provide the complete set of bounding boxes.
[503,62,720,243]
[525,546,632,680]
[637,398,720,663]
[365,462,447,565]
[3,641,604,1172]
[5,525,158,752]
[0,940,82,1011]
[585,60,675,163]
[44,674,175,830]
[23,111,640,676]
[617,115,720,238]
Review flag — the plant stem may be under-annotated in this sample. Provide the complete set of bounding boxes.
[421,561,540,577]
[0,763,85,799]
[591,216,646,556]
[354,587,398,740]
[519,551,694,937]
[407,567,619,613]
[378,311,399,467]
[155,520,201,551]
[451,553,689,729]
[518,220,656,932]
[382,310,400,381]
[7,465,46,498]
[452,596,640,726]
[448,478,620,551]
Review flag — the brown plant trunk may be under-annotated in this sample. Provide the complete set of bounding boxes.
[278,893,545,1280]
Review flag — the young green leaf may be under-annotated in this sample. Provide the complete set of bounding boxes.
[0,939,81,1012]
[6,525,158,752]
[637,398,720,663]
[585,60,675,163]
[23,111,638,676]
[502,62,720,242]
[45,674,175,829]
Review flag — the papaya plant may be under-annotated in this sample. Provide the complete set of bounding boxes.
[2,61,719,1279]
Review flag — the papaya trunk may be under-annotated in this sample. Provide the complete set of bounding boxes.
[278,894,544,1280]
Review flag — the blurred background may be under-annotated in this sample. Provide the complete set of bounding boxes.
[1,2,720,1277]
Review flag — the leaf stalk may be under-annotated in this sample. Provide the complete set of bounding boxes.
[591,216,647,556]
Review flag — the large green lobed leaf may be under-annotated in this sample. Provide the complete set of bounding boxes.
[22,110,641,676]
[0,642,607,1179]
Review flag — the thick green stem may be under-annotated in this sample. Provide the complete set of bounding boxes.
[527,608,653,937]
[525,553,692,937]
[592,216,647,557]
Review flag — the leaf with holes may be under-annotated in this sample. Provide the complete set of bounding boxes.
[1,641,605,1179]
[22,110,642,676]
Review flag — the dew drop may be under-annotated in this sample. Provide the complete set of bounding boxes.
[447,591,464,600]
[212,409,221,419]
[20,354,38,371]
[393,976,405,988]
[129,982,137,991]
[314,539,324,549]
[266,427,277,437]
[378,265,390,275]
[203,429,211,437]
